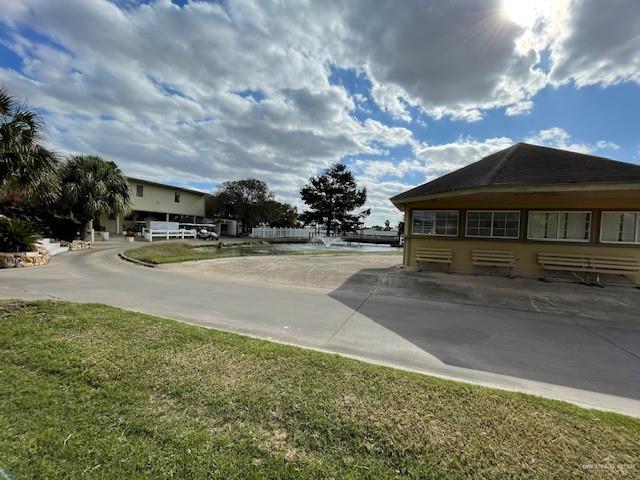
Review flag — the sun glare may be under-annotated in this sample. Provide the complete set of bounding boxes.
[502,0,548,27]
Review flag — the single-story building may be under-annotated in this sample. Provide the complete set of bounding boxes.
[98,177,207,234]
[390,143,640,281]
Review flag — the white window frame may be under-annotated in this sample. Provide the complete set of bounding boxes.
[527,211,592,243]
[411,210,459,237]
[599,211,640,245]
[465,210,521,240]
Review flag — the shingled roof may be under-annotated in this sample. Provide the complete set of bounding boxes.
[391,143,640,205]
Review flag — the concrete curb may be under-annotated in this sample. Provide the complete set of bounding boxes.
[118,252,156,268]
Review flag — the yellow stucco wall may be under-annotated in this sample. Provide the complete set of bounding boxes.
[400,189,640,279]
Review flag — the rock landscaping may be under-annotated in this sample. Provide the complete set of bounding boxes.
[69,240,91,251]
[0,246,50,268]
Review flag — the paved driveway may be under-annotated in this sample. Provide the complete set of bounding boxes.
[1,242,639,417]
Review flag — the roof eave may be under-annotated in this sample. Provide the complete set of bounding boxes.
[390,181,640,206]
[126,176,208,196]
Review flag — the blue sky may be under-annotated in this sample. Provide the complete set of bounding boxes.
[0,0,639,225]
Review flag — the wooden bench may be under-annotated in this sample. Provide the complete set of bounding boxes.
[472,249,518,278]
[589,255,640,286]
[415,247,453,273]
[538,252,640,286]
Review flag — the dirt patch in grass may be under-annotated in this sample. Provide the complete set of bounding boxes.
[0,301,638,479]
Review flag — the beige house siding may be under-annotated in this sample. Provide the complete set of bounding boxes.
[128,180,205,217]
[100,216,119,234]
[401,188,640,280]
[98,178,206,234]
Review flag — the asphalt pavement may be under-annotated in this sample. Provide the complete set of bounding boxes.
[1,241,639,417]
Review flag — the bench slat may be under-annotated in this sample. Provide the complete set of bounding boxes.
[473,261,517,267]
[540,261,589,267]
[589,268,640,274]
[415,247,453,272]
[538,253,640,283]
[471,249,518,277]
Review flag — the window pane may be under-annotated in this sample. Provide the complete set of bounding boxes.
[528,212,546,238]
[467,211,519,238]
[529,211,590,241]
[478,212,492,236]
[412,211,433,235]
[466,212,478,236]
[563,212,590,240]
[620,213,636,242]
[445,224,458,235]
[492,212,519,238]
[601,213,618,242]
[413,211,457,235]
[435,212,457,236]
[545,212,558,239]
[601,212,637,243]
[492,212,507,237]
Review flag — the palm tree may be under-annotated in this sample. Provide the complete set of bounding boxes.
[0,87,59,203]
[58,155,132,239]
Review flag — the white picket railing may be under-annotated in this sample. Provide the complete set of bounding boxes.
[145,229,197,242]
[250,227,328,239]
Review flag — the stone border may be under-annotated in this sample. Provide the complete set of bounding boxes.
[118,252,156,268]
[69,240,91,251]
[0,249,50,268]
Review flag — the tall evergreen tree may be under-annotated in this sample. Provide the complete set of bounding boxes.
[300,163,368,235]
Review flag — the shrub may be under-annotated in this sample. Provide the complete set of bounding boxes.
[0,218,40,252]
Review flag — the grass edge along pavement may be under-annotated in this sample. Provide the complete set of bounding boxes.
[123,239,401,265]
[1,300,638,479]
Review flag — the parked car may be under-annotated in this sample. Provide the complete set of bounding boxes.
[196,227,218,240]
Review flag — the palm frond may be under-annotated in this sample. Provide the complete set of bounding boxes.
[0,86,59,203]
[57,155,132,223]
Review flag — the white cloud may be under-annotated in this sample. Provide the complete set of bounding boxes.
[0,0,414,204]
[525,127,619,153]
[414,136,514,180]
[550,0,640,87]
[0,0,634,227]
[505,100,534,116]
[351,158,429,183]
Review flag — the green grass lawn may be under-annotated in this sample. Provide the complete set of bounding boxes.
[123,240,243,264]
[1,301,638,479]
[123,240,400,264]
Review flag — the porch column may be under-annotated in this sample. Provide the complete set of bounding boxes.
[165,213,170,221]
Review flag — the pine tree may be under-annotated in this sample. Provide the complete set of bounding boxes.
[300,163,368,235]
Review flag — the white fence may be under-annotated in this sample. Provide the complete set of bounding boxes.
[145,229,197,242]
[250,227,327,239]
